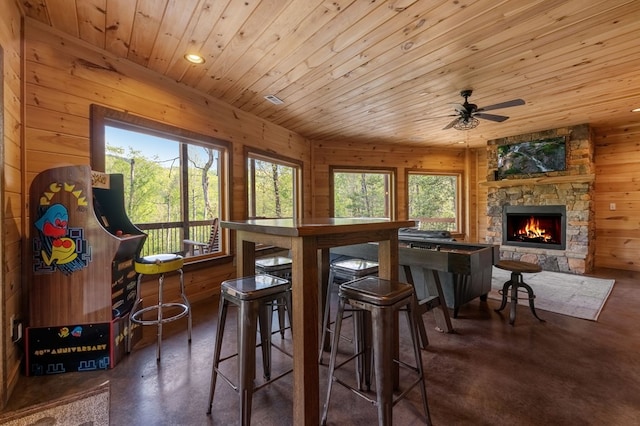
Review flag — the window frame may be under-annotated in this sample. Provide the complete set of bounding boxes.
[329,165,397,219]
[405,169,463,234]
[244,147,303,220]
[90,104,231,259]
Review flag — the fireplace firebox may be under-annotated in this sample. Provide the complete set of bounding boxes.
[502,205,566,250]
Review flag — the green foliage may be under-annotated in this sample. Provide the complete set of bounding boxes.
[407,174,457,231]
[105,145,178,223]
[333,172,389,218]
[250,159,294,218]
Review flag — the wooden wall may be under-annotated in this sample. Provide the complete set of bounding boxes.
[594,122,640,271]
[22,16,312,285]
[310,140,480,241]
[1,0,24,407]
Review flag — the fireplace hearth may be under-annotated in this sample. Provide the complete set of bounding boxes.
[502,205,566,250]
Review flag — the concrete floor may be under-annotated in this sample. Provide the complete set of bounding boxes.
[2,266,640,425]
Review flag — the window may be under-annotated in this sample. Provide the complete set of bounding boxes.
[407,172,460,232]
[91,105,230,258]
[331,167,395,218]
[246,149,301,219]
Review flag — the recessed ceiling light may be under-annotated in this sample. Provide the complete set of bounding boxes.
[264,94,284,105]
[184,53,205,64]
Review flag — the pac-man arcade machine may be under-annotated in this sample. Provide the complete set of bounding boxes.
[26,165,146,375]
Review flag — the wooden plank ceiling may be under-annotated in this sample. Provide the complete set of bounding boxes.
[21,0,640,148]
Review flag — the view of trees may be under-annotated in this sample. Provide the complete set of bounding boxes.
[249,158,295,218]
[408,173,458,231]
[105,126,459,254]
[105,143,220,225]
[105,126,221,255]
[333,171,391,218]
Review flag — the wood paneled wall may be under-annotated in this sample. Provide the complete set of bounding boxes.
[594,122,640,271]
[22,16,312,288]
[310,140,480,241]
[1,0,24,407]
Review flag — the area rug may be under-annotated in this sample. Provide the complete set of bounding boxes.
[489,267,615,321]
[0,381,109,426]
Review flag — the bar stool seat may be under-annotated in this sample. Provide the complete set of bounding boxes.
[207,274,293,425]
[128,253,192,361]
[255,256,292,338]
[322,276,432,426]
[494,260,545,325]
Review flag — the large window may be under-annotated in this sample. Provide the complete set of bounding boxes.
[331,167,395,218]
[91,105,230,258]
[247,149,301,219]
[407,171,460,232]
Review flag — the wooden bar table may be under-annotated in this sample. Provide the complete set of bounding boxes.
[221,218,415,425]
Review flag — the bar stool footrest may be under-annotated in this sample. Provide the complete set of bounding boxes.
[130,303,190,325]
[498,289,536,301]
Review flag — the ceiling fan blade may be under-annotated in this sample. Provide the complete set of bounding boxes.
[476,98,525,112]
[452,103,467,113]
[443,117,461,130]
[474,113,509,122]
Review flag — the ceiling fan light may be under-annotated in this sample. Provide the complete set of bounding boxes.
[453,117,479,130]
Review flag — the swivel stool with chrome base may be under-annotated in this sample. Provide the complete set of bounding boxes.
[128,253,192,361]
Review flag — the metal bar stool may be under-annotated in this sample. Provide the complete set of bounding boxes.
[320,258,379,390]
[255,256,292,338]
[320,258,378,352]
[494,260,545,325]
[207,274,293,425]
[128,253,192,362]
[322,276,432,426]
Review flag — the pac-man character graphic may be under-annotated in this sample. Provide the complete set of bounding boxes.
[41,237,77,266]
[34,204,69,238]
[71,326,83,337]
[34,203,78,266]
[58,327,70,338]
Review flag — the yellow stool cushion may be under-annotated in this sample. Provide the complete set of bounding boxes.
[135,254,184,275]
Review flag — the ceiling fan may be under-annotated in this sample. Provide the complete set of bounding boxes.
[443,90,525,130]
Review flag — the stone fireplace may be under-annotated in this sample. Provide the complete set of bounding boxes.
[485,124,595,274]
[503,205,566,250]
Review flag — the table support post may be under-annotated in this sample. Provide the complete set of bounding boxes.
[291,237,320,424]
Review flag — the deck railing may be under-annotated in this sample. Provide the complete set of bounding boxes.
[135,220,219,257]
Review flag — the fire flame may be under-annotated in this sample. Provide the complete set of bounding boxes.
[517,216,552,242]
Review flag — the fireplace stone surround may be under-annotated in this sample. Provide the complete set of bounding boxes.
[484,124,595,274]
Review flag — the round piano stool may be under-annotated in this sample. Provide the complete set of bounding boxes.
[255,256,293,338]
[321,276,432,426]
[128,253,192,361]
[207,274,293,425]
[494,260,545,325]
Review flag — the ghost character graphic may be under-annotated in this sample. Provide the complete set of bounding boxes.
[35,203,78,266]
